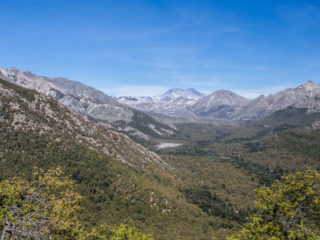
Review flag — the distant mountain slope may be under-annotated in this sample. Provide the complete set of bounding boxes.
[0,78,164,167]
[0,67,176,141]
[191,90,250,118]
[253,106,320,130]
[156,88,205,101]
[232,81,320,120]
[116,88,206,118]
[115,81,320,122]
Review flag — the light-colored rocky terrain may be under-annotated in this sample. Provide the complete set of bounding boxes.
[231,81,320,120]
[116,88,205,117]
[2,67,320,124]
[0,78,168,168]
[0,67,176,140]
[117,81,320,122]
[191,90,250,118]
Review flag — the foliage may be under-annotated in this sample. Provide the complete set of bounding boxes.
[224,156,286,186]
[256,106,320,130]
[4,78,320,239]
[1,79,233,239]
[0,78,35,102]
[183,188,247,222]
[129,111,175,139]
[0,167,154,240]
[0,167,84,240]
[88,224,154,240]
[227,170,320,240]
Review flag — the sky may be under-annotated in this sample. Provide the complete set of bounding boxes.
[0,0,320,98]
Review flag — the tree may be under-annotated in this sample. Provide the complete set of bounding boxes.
[0,167,154,240]
[227,170,320,240]
[0,167,84,240]
[88,224,154,240]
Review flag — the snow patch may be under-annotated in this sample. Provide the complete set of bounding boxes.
[157,143,183,149]
[148,123,163,135]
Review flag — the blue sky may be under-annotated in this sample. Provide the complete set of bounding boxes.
[0,0,320,98]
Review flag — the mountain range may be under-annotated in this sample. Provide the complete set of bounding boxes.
[116,88,204,117]
[2,67,320,133]
[116,80,320,122]
[1,66,320,239]
[0,70,249,240]
[231,81,320,120]
[0,67,176,143]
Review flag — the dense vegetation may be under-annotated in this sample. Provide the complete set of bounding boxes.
[0,79,239,239]
[0,167,154,240]
[228,170,320,239]
[1,78,320,239]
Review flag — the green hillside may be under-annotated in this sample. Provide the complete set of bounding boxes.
[0,79,241,240]
[1,78,320,239]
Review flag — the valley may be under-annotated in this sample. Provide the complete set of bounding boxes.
[1,69,320,239]
[2,0,320,238]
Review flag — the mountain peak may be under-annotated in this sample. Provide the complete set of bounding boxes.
[293,81,319,93]
[192,89,250,118]
[4,67,20,75]
[158,88,205,101]
[301,80,317,87]
[211,89,237,95]
[7,67,19,71]
[22,70,37,78]
[202,89,249,105]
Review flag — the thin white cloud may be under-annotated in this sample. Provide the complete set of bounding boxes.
[171,71,225,87]
[102,82,309,100]
[105,85,291,99]
[233,85,290,99]
[102,85,169,97]
[209,62,267,71]
[179,80,223,87]
[80,15,207,42]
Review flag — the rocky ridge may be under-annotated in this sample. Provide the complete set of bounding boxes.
[116,82,320,122]
[0,67,175,140]
[232,81,320,120]
[191,90,250,118]
[2,67,320,124]
[0,78,166,168]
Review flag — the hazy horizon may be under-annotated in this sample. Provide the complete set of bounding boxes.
[1,66,317,99]
[1,0,319,98]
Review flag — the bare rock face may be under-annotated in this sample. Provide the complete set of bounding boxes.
[2,67,320,124]
[191,90,250,118]
[0,67,175,139]
[232,81,320,120]
[0,67,133,122]
[116,82,320,122]
[0,78,167,168]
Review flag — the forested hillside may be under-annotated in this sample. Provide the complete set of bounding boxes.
[0,79,242,239]
[1,78,320,239]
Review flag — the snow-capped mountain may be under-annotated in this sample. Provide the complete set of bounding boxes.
[155,88,205,101]
[115,88,206,117]
[3,67,320,124]
[115,81,320,122]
